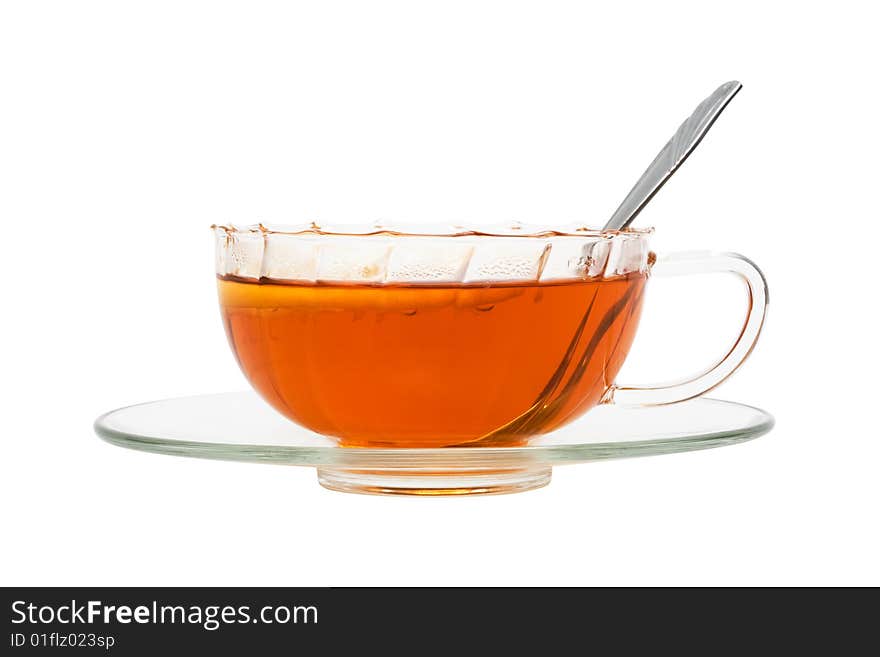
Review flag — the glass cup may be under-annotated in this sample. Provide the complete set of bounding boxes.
[214,223,767,448]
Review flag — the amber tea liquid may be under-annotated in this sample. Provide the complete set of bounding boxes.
[219,273,646,447]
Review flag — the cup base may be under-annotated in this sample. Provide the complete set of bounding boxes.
[316,466,552,496]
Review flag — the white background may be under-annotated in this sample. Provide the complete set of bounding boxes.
[2,1,878,586]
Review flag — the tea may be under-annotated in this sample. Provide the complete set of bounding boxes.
[218,273,646,447]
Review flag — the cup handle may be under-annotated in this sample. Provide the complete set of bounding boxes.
[608,251,768,406]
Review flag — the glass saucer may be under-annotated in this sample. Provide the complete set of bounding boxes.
[94,392,773,496]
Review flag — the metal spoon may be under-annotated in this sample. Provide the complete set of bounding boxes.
[603,80,742,231]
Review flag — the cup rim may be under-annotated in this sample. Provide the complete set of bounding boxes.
[211,222,654,239]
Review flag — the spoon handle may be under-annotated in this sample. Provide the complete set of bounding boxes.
[603,80,742,231]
